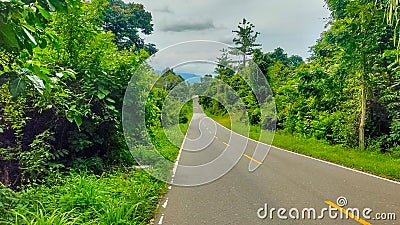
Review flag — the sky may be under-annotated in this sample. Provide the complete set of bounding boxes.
[127,0,331,75]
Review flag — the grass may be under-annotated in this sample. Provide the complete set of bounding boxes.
[0,169,167,225]
[272,132,400,181]
[179,99,193,134]
[0,107,194,225]
[205,110,400,181]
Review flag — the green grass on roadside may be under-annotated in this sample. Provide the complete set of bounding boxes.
[0,169,167,225]
[272,132,400,181]
[205,110,400,181]
[0,105,194,225]
[206,112,231,129]
[179,100,194,134]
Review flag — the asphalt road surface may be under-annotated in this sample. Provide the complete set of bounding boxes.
[154,97,400,225]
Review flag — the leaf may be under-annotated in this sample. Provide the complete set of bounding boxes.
[9,78,26,98]
[63,69,76,79]
[97,92,105,99]
[106,104,116,110]
[0,21,19,49]
[22,26,37,46]
[99,86,110,95]
[26,74,45,94]
[106,97,115,103]
[66,112,74,123]
[36,5,51,20]
[45,0,56,11]
[47,0,67,12]
[74,116,82,127]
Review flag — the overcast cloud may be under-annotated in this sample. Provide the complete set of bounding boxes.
[160,19,216,32]
[125,0,330,75]
[126,0,329,74]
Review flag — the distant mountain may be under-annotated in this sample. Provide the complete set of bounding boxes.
[154,70,202,84]
[175,72,201,84]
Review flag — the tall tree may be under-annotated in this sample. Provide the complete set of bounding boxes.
[319,0,394,149]
[215,48,235,77]
[232,18,261,66]
[102,0,156,53]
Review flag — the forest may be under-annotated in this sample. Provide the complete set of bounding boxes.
[0,0,400,224]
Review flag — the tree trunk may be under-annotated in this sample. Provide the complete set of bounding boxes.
[359,81,366,150]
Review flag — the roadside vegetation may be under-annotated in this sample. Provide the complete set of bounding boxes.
[206,108,400,181]
[0,0,192,223]
[1,0,400,223]
[200,0,400,181]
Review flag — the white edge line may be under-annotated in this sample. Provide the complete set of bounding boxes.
[207,116,400,185]
[158,214,164,225]
[171,109,197,182]
[155,106,197,225]
[162,198,169,208]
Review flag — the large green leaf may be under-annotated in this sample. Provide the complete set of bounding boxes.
[74,116,82,127]
[0,20,19,49]
[10,77,26,98]
[26,74,45,94]
[36,4,51,20]
[22,26,37,46]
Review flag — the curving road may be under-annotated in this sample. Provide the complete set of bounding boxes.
[154,97,400,225]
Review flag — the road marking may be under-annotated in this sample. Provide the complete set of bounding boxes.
[158,214,165,224]
[223,141,230,146]
[206,116,400,185]
[325,201,371,225]
[162,198,169,208]
[243,154,262,165]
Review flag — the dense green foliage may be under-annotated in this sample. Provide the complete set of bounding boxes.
[102,0,156,54]
[0,0,152,188]
[202,0,400,160]
[0,0,192,223]
[1,0,400,223]
[0,163,168,224]
[207,111,400,181]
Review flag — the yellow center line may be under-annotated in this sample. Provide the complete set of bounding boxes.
[223,141,230,146]
[325,201,371,225]
[243,154,262,165]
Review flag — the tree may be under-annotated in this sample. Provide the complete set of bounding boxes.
[154,68,184,91]
[232,18,261,66]
[215,48,235,77]
[0,0,66,54]
[316,0,394,149]
[102,0,156,53]
[0,0,67,98]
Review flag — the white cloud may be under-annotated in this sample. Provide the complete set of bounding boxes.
[159,19,215,32]
[127,0,330,58]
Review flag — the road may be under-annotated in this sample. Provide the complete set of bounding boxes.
[154,97,400,225]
